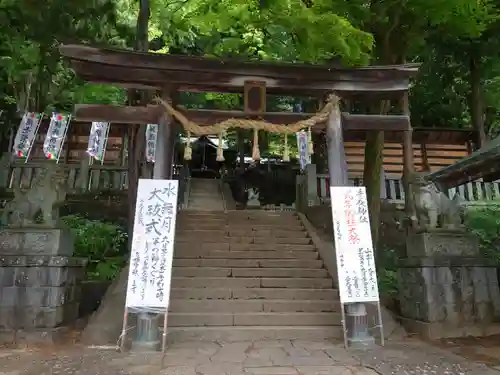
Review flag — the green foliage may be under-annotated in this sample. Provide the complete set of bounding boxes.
[0,0,133,114]
[151,0,374,64]
[61,215,128,281]
[378,269,399,297]
[466,204,500,262]
[1,0,499,140]
[376,246,400,297]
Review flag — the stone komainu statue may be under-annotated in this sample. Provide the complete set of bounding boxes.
[409,172,465,231]
[2,164,68,227]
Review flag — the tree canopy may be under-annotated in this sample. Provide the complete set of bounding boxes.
[1,0,499,252]
[1,0,498,135]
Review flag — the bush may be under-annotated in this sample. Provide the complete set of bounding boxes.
[466,203,500,262]
[377,246,399,297]
[61,215,128,281]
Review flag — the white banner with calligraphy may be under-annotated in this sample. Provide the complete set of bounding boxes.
[330,186,380,304]
[13,112,42,157]
[43,113,71,160]
[145,124,158,163]
[296,131,310,170]
[125,179,179,309]
[87,122,110,161]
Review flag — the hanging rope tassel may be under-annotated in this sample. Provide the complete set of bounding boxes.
[252,128,260,161]
[307,126,314,155]
[216,131,225,162]
[282,134,290,162]
[184,131,192,161]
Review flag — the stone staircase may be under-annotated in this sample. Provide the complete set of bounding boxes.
[186,178,225,211]
[167,210,342,342]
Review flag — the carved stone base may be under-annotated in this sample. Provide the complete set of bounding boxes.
[405,231,479,257]
[246,199,261,209]
[398,256,500,339]
[0,228,75,256]
[0,255,87,342]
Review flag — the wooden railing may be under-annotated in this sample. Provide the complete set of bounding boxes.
[316,174,500,205]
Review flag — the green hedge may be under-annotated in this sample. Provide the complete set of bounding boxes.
[61,215,128,281]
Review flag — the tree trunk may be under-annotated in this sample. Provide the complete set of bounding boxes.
[469,53,486,148]
[81,0,150,345]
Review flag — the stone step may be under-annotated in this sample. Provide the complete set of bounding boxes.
[179,230,308,239]
[172,258,323,268]
[178,218,301,226]
[178,215,300,221]
[171,277,334,289]
[168,312,341,327]
[175,250,319,259]
[175,243,315,253]
[175,236,312,245]
[187,202,224,208]
[178,223,305,231]
[166,326,343,342]
[169,287,338,300]
[169,299,340,313]
[181,210,296,216]
[172,267,329,278]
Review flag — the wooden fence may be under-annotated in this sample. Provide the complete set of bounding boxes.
[317,174,500,205]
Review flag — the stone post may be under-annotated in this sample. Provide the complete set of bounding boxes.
[305,163,319,206]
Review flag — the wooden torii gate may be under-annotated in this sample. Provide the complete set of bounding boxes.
[60,44,418,194]
[59,44,419,346]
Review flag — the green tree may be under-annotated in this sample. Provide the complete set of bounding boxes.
[335,0,498,250]
[0,0,132,119]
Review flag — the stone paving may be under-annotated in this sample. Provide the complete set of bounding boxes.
[1,338,500,375]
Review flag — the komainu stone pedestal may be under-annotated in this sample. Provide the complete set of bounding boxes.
[0,228,87,345]
[398,232,500,339]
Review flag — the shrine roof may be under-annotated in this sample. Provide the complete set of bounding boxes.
[428,135,500,189]
[60,44,420,96]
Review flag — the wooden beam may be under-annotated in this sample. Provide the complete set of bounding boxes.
[73,105,410,131]
[73,61,414,94]
[61,45,419,95]
[183,108,312,125]
[60,44,420,83]
[74,104,162,124]
[340,113,410,131]
[183,108,411,131]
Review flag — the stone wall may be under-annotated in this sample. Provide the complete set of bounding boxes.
[398,258,500,325]
[0,228,87,344]
[398,232,500,338]
[0,255,85,329]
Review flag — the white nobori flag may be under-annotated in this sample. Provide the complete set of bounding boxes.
[87,122,110,161]
[13,112,42,158]
[145,124,158,163]
[296,130,310,170]
[43,113,71,160]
